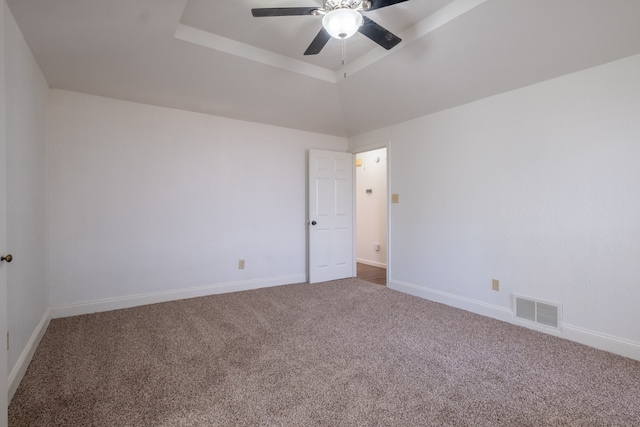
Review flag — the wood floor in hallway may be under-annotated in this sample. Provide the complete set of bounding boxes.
[356,263,387,286]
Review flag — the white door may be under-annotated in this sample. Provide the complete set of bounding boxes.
[1,3,9,424]
[0,133,7,427]
[308,149,354,283]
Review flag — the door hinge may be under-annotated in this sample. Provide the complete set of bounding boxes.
[6,331,9,351]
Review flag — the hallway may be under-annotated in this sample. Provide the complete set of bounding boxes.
[356,263,386,286]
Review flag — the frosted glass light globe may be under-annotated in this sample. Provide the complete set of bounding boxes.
[322,9,363,39]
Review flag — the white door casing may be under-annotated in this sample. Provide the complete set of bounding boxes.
[308,149,354,283]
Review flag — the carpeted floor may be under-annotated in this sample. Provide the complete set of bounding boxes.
[9,278,640,426]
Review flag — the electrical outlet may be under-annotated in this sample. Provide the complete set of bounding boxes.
[238,259,245,270]
[492,279,500,291]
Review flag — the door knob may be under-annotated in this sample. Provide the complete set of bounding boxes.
[1,254,12,263]
[311,221,317,226]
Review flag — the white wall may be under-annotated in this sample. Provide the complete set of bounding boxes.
[4,2,50,395]
[349,54,640,360]
[356,148,387,268]
[48,90,347,312]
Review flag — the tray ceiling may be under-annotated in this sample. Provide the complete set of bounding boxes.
[7,0,640,137]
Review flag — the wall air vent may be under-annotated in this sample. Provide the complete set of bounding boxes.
[513,295,561,330]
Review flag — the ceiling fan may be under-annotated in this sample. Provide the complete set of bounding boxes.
[251,0,408,55]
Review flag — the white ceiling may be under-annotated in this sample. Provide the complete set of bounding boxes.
[7,0,640,137]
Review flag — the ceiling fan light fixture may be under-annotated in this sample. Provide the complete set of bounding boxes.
[322,8,363,39]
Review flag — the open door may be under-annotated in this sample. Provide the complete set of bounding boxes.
[1,4,9,423]
[0,137,7,427]
[308,149,354,283]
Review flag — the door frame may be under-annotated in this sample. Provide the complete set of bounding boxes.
[349,140,390,285]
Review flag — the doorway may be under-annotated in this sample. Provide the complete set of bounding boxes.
[354,147,388,286]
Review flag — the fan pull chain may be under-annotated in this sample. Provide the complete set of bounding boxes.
[342,38,348,79]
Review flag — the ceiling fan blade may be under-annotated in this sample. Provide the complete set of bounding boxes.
[251,7,319,17]
[358,16,401,50]
[368,0,409,11]
[304,27,331,55]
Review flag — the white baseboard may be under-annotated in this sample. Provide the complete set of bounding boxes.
[389,279,513,322]
[51,274,307,319]
[9,309,51,401]
[356,258,387,269]
[562,323,640,361]
[389,279,640,362]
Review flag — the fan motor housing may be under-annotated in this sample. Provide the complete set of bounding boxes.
[324,0,371,12]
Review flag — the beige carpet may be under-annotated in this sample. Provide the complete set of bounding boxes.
[9,278,640,426]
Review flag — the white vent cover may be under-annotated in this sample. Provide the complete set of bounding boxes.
[514,295,561,330]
